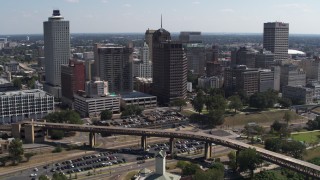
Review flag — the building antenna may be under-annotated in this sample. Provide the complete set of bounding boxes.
[161,14,162,28]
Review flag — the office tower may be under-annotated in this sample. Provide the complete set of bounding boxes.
[43,10,70,98]
[272,66,281,91]
[61,59,85,104]
[255,49,275,68]
[179,32,202,43]
[85,60,94,81]
[280,64,306,88]
[94,44,133,94]
[185,43,206,75]
[263,22,289,61]
[135,42,152,78]
[231,47,257,68]
[152,27,187,105]
[259,69,275,92]
[145,29,156,62]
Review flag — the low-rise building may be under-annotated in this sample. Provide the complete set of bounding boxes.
[198,76,222,90]
[4,61,19,72]
[282,86,313,105]
[74,93,120,117]
[120,91,157,109]
[0,89,55,123]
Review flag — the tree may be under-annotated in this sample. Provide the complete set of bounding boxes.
[253,171,285,180]
[24,152,35,162]
[45,110,82,124]
[8,138,24,165]
[278,97,292,108]
[182,163,200,176]
[283,111,292,125]
[271,120,287,132]
[194,168,224,180]
[227,151,237,171]
[307,116,320,130]
[249,92,268,109]
[207,109,225,126]
[265,138,282,152]
[39,175,50,180]
[192,96,204,114]
[52,172,68,180]
[13,78,22,89]
[171,99,187,111]
[281,141,306,159]
[237,148,262,178]
[50,130,65,140]
[100,109,112,120]
[228,95,243,113]
[121,105,143,117]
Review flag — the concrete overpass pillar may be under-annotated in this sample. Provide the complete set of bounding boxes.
[169,137,175,157]
[89,132,96,148]
[141,136,147,151]
[204,142,212,159]
[24,124,34,144]
[236,150,239,167]
[11,123,21,139]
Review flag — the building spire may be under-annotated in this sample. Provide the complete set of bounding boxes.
[161,14,162,28]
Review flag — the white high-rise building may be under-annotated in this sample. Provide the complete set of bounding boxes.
[43,10,70,98]
[136,43,152,79]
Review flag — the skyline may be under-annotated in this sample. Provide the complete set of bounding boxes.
[1,0,320,35]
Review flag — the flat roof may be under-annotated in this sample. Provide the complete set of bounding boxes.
[0,89,52,97]
[120,91,156,99]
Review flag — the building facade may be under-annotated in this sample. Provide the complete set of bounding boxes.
[120,91,157,109]
[231,47,257,68]
[301,59,320,82]
[255,49,275,68]
[145,29,156,63]
[43,10,70,98]
[94,44,133,94]
[135,43,152,79]
[74,94,120,117]
[280,64,306,89]
[198,76,222,90]
[185,43,206,75]
[263,22,289,61]
[152,28,187,105]
[61,59,85,103]
[0,90,54,123]
[85,78,109,97]
[282,86,313,105]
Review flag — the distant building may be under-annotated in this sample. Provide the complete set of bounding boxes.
[85,77,108,97]
[34,80,43,90]
[280,64,306,89]
[259,69,275,92]
[120,91,157,109]
[282,86,313,105]
[301,59,320,82]
[83,51,94,60]
[43,10,70,98]
[0,90,54,123]
[134,43,152,79]
[4,61,19,72]
[61,60,85,105]
[198,76,222,90]
[263,22,289,61]
[152,27,187,105]
[255,49,275,68]
[206,61,222,77]
[179,31,202,43]
[231,47,257,68]
[0,78,17,92]
[185,43,206,75]
[94,44,133,94]
[272,66,281,91]
[206,45,219,62]
[225,65,275,96]
[134,77,152,94]
[187,82,192,92]
[307,82,320,102]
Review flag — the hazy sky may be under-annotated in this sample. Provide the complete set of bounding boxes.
[1,0,320,34]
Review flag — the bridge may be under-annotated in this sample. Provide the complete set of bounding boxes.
[4,121,320,179]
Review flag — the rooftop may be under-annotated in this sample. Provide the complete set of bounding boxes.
[121,91,156,100]
[0,89,52,97]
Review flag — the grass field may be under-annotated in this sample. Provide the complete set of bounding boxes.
[223,110,301,126]
[291,131,320,144]
[304,146,320,161]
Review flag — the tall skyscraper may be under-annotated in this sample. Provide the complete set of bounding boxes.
[152,27,187,105]
[145,29,156,62]
[94,44,133,94]
[134,42,152,78]
[263,22,289,61]
[43,10,70,98]
[185,43,206,75]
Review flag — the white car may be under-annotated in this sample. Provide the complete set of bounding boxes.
[30,173,37,177]
[34,168,38,172]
